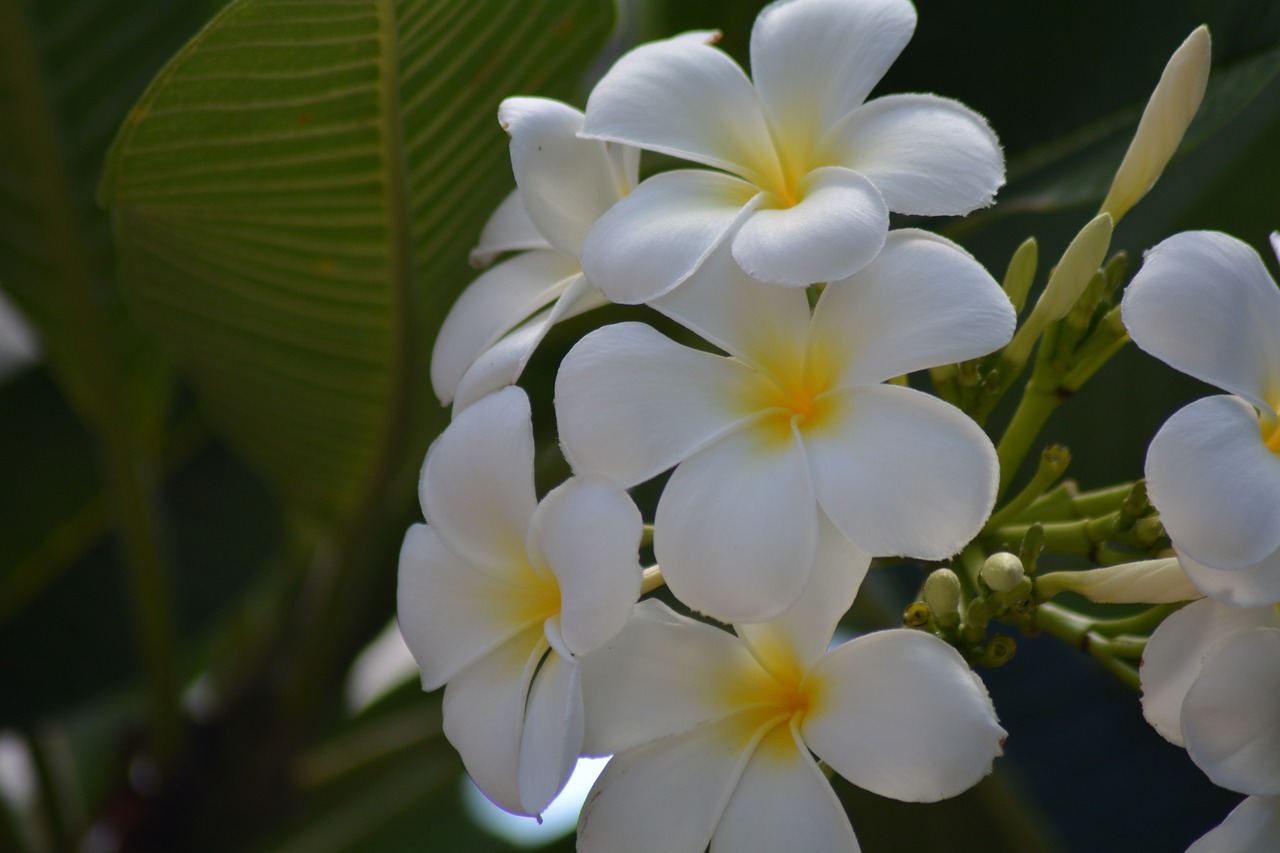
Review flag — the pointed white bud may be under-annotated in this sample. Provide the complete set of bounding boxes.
[1036,557,1202,604]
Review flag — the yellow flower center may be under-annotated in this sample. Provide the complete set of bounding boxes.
[1263,416,1280,454]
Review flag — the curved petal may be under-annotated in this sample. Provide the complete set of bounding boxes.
[469,190,550,268]
[711,722,858,852]
[431,251,580,404]
[499,97,626,257]
[731,166,888,286]
[810,229,1014,386]
[1188,796,1280,853]
[803,629,1005,803]
[818,94,1004,215]
[736,516,870,679]
[529,474,642,656]
[806,385,998,560]
[518,653,584,816]
[579,169,760,304]
[1139,597,1276,745]
[655,426,819,624]
[442,627,545,815]
[398,524,550,690]
[555,322,760,486]
[1122,230,1280,412]
[579,600,765,756]
[1179,547,1280,608]
[1183,627,1280,795]
[651,238,812,378]
[751,0,916,161]
[582,37,781,185]
[576,713,762,853]
[1146,396,1280,570]
[451,275,606,414]
[421,386,538,575]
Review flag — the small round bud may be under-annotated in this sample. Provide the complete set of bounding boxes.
[903,602,931,628]
[981,552,1025,592]
[923,569,962,619]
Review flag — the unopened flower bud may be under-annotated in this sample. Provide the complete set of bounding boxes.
[980,552,1025,592]
[923,569,962,619]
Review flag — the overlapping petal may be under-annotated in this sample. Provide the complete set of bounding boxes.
[430,250,580,404]
[809,230,1015,386]
[1188,796,1280,853]
[730,166,887,286]
[1178,548,1280,608]
[805,384,998,559]
[1122,230,1280,413]
[654,427,819,623]
[517,653,584,815]
[819,94,1004,215]
[1183,627,1280,796]
[528,474,642,656]
[555,322,762,485]
[803,629,1004,803]
[1146,395,1280,571]
[579,169,760,303]
[469,190,549,268]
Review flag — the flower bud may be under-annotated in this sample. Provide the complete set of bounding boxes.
[1035,557,1201,604]
[923,569,962,619]
[980,552,1025,592]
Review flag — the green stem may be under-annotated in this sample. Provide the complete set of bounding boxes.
[995,386,1063,499]
[640,565,665,595]
[985,445,1070,531]
[1035,603,1141,689]
[989,512,1121,554]
[1069,483,1135,517]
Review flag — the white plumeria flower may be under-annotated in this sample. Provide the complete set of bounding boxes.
[429,97,638,412]
[577,0,1004,301]
[556,229,1014,622]
[1122,230,1280,606]
[397,386,642,817]
[1140,598,1280,851]
[576,524,1005,852]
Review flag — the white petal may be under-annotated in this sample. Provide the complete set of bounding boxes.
[469,190,550,268]
[420,386,538,574]
[711,722,858,853]
[451,275,606,414]
[442,628,545,815]
[1188,796,1280,853]
[751,0,916,160]
[810,229,1014,386]
[806,385,998,559]
[579,169,760,304]
[655,427,819,623]
[430,251,580,404]
[1122,230,1280,412]
[651,238,812,377]
[736,517,870,678]
[1035,557,1203,604]
[731,166,888,286]
[518,653,584,815]
[818,94,1004,215]
[1146,395,1280,570]
[803,629,1005,802]
[499,97,626,257]
[1179,547,1280,608]
[577,714,759,853]
[1139,597,1276,745]
[1183,627,1280,795]
[398,524,548,690]
[582,37,782,185]
[580,600,764,756]
[529,474,642,656]
[555,322,759,486]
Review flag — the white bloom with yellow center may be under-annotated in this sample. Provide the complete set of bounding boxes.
[577,0,1004,301]
[397,387,642,817]
[576,525,1005,852]
[1122,230,1280,606]
[556,229,1014,622]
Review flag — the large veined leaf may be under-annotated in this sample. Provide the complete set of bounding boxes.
[101,0,617,526]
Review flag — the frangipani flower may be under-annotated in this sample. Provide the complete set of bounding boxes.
[1140,598,1280,851]
[556,229,1014,622]
[576,525,1005,852]
[1121,230,1280,606]
[429,97,637,412]
[397,387,642,816]
[578,0,1004,301]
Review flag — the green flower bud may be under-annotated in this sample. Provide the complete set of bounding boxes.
[923,568,962,619]
[981,552,1026,592]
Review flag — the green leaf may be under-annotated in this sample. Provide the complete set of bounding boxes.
[101,0,617,526]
